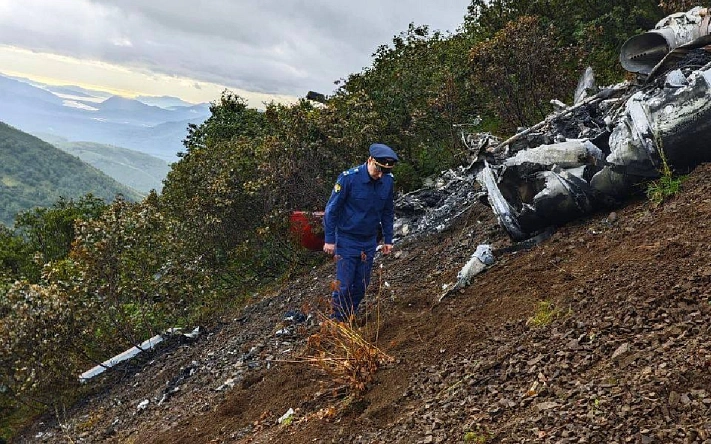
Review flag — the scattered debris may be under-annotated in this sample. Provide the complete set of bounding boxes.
[158,362,198,404]
[283,310,307,324]
[394,167,486,242]
[79,327,202,383]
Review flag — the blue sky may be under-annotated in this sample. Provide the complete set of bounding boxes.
[0,0,470,105]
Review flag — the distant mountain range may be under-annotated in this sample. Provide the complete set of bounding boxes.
[0,121,143,227]
[42,84,112,99]
[0,73,211,161]
[135,95,194,108]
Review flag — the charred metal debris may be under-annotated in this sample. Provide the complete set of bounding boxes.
[475,6,711,242]
[393,7,711,294]
[400,7,711,244]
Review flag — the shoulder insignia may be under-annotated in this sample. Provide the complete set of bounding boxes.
[334,183,341,193]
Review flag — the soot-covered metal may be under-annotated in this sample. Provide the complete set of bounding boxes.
[475,7,711,241]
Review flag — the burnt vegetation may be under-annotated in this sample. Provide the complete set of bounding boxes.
[0,0,699,440]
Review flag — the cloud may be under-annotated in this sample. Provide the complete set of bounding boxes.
[0,0,468,99]
[111,38,133,47]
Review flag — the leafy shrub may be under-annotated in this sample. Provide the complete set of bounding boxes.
[527,300,560,327]
[646,174,685,207]
[470,16,583,134]
[0,225,35,284]
[659,0,696,14]
[647,131,686,207]
[0,279,91,406]
[72,195,213,337]
[329,24,476,189]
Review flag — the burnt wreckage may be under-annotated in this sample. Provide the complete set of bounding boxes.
[475,6,711,241]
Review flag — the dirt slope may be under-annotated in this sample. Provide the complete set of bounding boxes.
[17,164,711,443]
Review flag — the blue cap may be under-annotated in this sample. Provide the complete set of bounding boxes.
[368,143,399,165]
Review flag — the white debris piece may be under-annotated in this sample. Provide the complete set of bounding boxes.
[438,244,495,303]
[216,378,236,391]
[183,326,202,340]
[137,399,149,411]
[504,140,604,169]
[278,408,295,424]
[78,326,202,383]
[456,244,494,288]
[79,334,164,383]
[474,244,495,265]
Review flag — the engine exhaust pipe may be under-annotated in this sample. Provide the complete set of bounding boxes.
[620,7,711,75]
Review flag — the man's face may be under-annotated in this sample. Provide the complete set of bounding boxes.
[367,157,392,180]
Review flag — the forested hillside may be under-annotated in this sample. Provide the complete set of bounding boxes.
[41,136,171,193]
[0,0,697,441]
[0,122,142,226]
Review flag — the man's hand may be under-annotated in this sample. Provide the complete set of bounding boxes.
[381,244,393,255]
[323,243,335,255]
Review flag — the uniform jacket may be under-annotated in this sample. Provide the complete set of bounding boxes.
[323,163,394,253]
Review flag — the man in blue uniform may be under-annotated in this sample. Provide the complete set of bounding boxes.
[323,143,398,322]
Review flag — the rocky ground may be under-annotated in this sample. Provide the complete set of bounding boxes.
[15,163,711,443]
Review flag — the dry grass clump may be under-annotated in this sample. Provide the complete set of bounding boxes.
[286,264,392,394]
[305,315,393,393]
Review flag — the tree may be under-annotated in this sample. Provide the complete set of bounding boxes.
[181,91,266,154]
[0,226,34,285]
[328,24,479,189]
[0,273,97,409]
[470,15,584,133]
[14,195,107,266]
[464,0,663,86]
